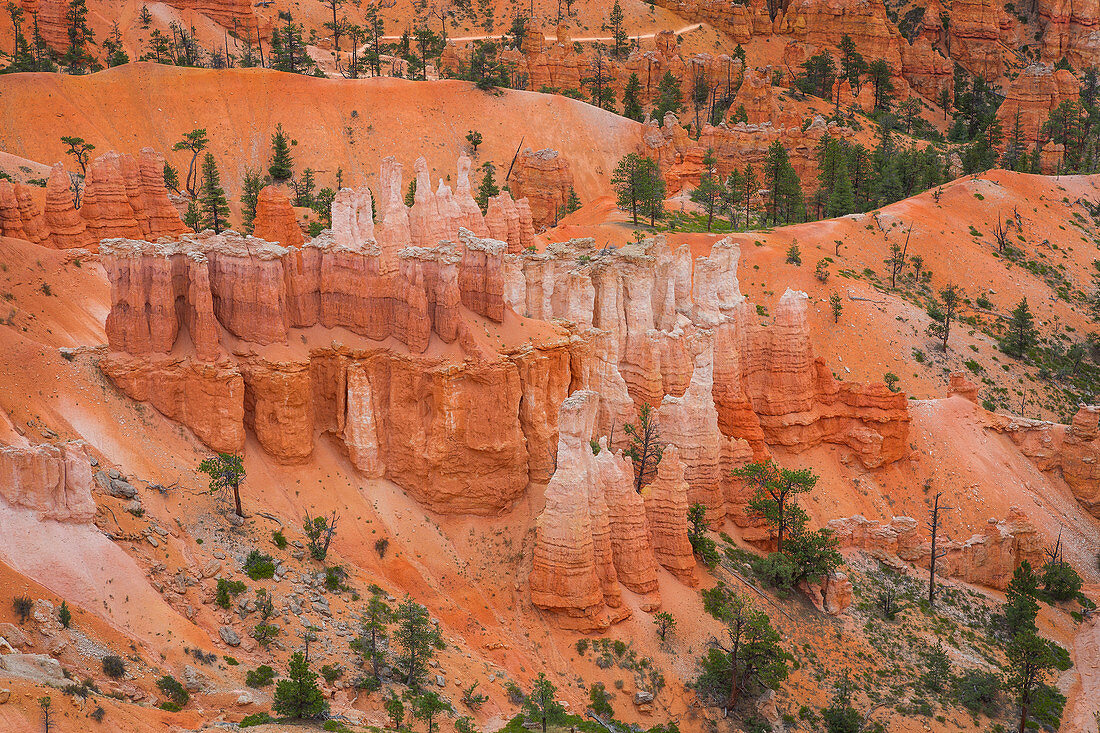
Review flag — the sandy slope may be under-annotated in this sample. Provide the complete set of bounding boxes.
[0,63,642,197]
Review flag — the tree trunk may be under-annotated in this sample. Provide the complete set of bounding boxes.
[233,483,243,517]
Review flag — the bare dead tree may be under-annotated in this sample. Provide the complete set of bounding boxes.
[994,213,1009,253]
[927,492,951,607]
[624,403,663,492]
[303,509,340,561]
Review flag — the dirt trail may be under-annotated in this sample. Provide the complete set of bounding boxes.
[1065,614,1100,733]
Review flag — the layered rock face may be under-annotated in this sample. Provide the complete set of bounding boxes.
[1036,0,1100,69]
[0,441,96,523]
[995,405,1100,517]
[530,393,661,630]
[252,186,303,247]
[0,179,47,244]
[25,151,188,250]
[642,446,698,585]
[99,164,909,524]
[995,64,1080,151]
[509,148,575,229]
[829,508,1045,590]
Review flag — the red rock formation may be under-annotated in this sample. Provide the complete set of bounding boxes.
[510,148,574,229]
[458,230,505,322]
[252,186,303,248]
[829,507,1045,590]
[241,357,313,464]
[948,372,980,402]
[0,180,29,241]
[138,148,191,238]
[331,187,375,248]
[1036,0,1100,69]
[455,155,490,237]
[43,163,93,250]
[995,64,1080,151]
[530,391,615,630]
[0,441,96,523]
[800,572,853,615]
[80,152,144,242]
[642,446,698,585]
[595,439,661,608]
[996,405,1100,517]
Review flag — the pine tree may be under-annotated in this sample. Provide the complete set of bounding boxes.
[475,163,498,213]
[740,163,758,226]
[393,597,444,687]
[61,0,95,73]
[273,651,327,719]
[868,58,894,111]
[623,403,663,491]
[1002,297,1038,358]
[926,284,962,349]
[653,70,683,122]
[163,162,180,194]
[622,73,644,121]
[608,0,627,60]
[269,124,294,183]
[690,149,724,231]
[172,128,208,198]
[198,153,230,234]
[405,178,417,208]
[412,691,452,733]
[612,153,645,224]
[4,3,39,72]
[522,674,564,733]
[351,588,391,686]
[826,158,854,217]
[240,169,265,233]
[183,200,200,230]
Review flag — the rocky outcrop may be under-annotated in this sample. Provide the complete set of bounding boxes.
[80,152,145,242]
[799,571,853,615]
[828,508,1046,590]
[530,391,617,630]
[509,148,574,229]
[995,405,1100,517]
[995,64,1080,151]
[531,392,662,629]
[43,163,93,249]
[948,372,980,402]
[642,446,698,585]
[0,180,47,243]
[1036,0,1100,69]
[0,441,96,523]
[252,185,303,247]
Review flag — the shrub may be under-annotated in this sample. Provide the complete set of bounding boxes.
[246,664,276,688]
[272,530,288,549]
[589,682,613,718]
[102,655,127,679]
[1041,560,1082,603]
[157,675,190,707]
[321,664,343,684]
[751,552,801,590]
[252,623,280,647]
[575,638,589,655]
[952,669,999,716]
[243,550,276,580]
[375,538,389,558]
[224,655,239,666]
[13,595,33,623]
[240,712,274,728]
[90,706,106,722]
[786,243,802,265]
[884,372,900,392]
[324,565,347,591]
[58,601,71,628]
[215,578,247,608]
[815,259,830,282]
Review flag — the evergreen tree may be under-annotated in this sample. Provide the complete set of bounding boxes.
[926,283,962,349]
[723,168,744,229]
[412,691,452,733]
[623,403,663,491]
[522,673,564,733]
[240,169,265,233]
[612,153,647,224]
[622,73,644,122]
[1002,110,1028,171]
[640,156,665,226]
[393,597,444,688]
[826,158,854,217]
[102,22,128,66]
[797,51,835,99]
[690,149,724,231]
[271,15,309,74]
[269,124,294,183]
[1003,631,1062,733]
[733,460,816,553]
[653,70,683,122]
[183,200,200,230]
[293,167,316,207]
[696,582,789,709]
[163,162,180,194]
[763,140,803,225]
[1002,297,1038,358]
[868,58,894,111]
[172,128,208,198]
[739,164,758,226]
[838,34,865,90]
[61,0,95,72]
[273,651,327,719]
[60,135,94,178]
[3,3,39,72]
[350,588,391,686]
[475,162,498,213]
[198,153,230,233]
[607,0,627,60]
